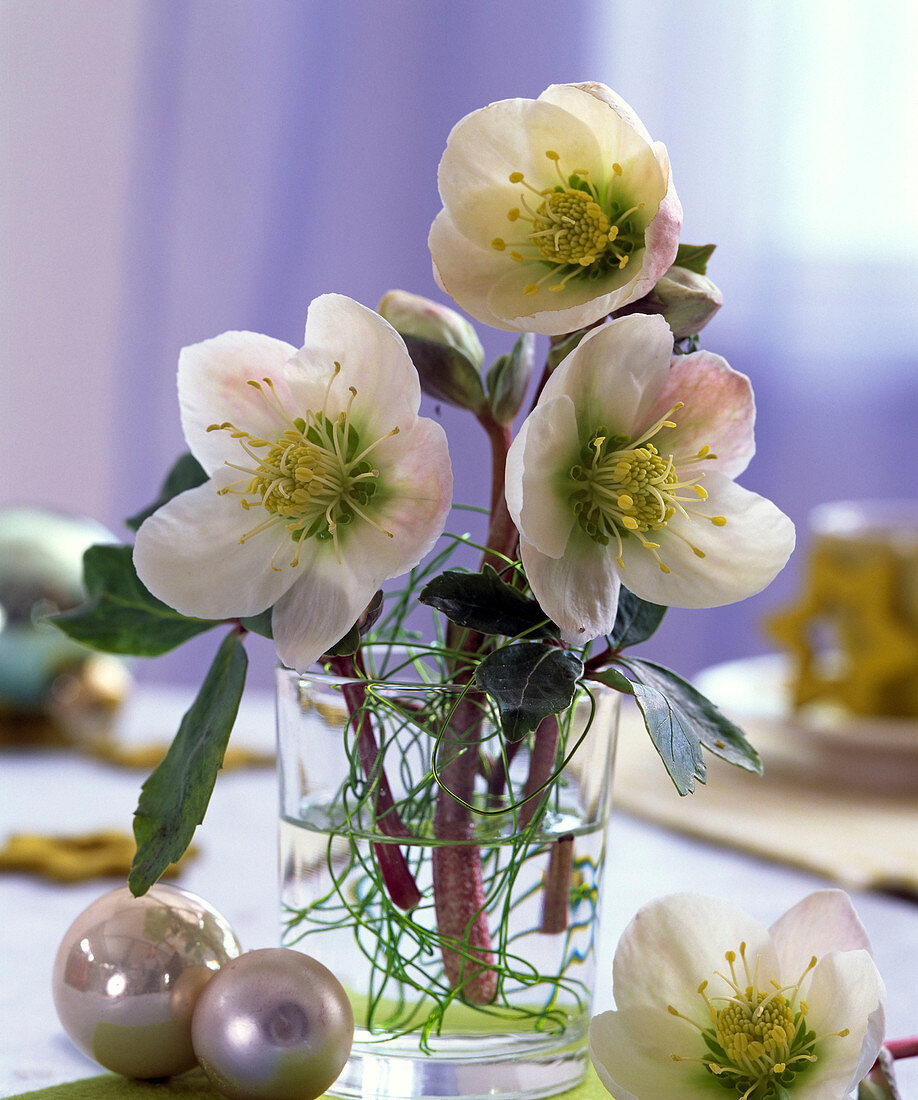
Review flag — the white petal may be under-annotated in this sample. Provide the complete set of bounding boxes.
[290,294,422,433]
[589,1006,724,1100]
[541,82,654,145]
[797,950,886,1099]
[618,475,796,608]
[133,473,295,620]
[271,556,378,673]
[520,534,621,644]
[178,332,299,474]
[505,395,578,557]
[770,890,874,979]
[638,350,756,480]
[612,893,776,1016]
[436,97,603,244]
[543,314,674,437]
[485,258,643,336]
[429,209,513,331]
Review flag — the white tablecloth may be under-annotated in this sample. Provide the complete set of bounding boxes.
[2,687,916,1097]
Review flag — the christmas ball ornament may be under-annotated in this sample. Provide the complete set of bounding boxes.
[191,948,354,1100]
[52,883,241,1078]
[0,507,118,711]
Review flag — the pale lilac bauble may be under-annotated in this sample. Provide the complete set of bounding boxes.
[191,948,354,1100]
[52,883,241,1078]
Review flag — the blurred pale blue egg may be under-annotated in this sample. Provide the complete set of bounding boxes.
[0,507,118,709]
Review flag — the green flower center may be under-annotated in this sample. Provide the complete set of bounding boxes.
[668,944,850,1100]
[568,403,723,574]
[209,367,396,568]
[490,150,646,297]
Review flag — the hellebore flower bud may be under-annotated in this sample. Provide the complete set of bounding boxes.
[486,333,536,424]
[615,265,722,339]
[378,291,486,413]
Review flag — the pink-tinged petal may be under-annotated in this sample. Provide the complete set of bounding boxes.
[799,950,886,1099]
[641,351,756,480]
[271,557,379,673]
[770,889,874,978]
[505,395,578,557]
[618,475,796,609]
[612,893,775,1016]
[178,332,298,475]
[365,418,453,577]
[638,142,682,293]
[133,472,295,620]
[520,534,621,644]
[589,1006,722,1100]
[543,314,674,436]
[290,294,422,432]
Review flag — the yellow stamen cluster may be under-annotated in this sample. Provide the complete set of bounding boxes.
[668,943,851,1100]
[490,149,646,295]
[569,403,723,572]
[208,367,396,569]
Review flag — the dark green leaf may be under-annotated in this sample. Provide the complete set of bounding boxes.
[129,631,248,895]
[616,666,706,795]
[419,566,556,639]
[588,667,634,694]
[239,608,273,639]
[323,621,361,657]
[622,657,762,774]
[673,243,716,276]
[51,544,218,656]
[607,588,667,650]
[402,334,486,413]
[486,333,536,423]
[476,642,583,742]
[126,453,208,532]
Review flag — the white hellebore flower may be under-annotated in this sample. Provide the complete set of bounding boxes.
[133,294,452,672]
[429,81,681,335]
[589,891,886,1100]
[505,313,795,643]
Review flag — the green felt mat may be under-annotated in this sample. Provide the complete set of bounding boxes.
[8,1063,609,1100]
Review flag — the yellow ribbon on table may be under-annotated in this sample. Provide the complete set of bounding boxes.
[0,830,196,883]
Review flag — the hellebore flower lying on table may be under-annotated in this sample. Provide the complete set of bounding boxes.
[589,890,886,1100]
[133,293,452,673]
[429,81,682,335]
[505,312,796,644]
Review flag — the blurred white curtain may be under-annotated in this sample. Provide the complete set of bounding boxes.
[4,0,915,684]
[584,1,918,672]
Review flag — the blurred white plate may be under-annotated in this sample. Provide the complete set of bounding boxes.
[693,654,918,793]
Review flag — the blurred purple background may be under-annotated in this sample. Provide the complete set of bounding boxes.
[3,0,917,689]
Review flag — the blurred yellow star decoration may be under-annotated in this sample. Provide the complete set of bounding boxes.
[767,540,918,717]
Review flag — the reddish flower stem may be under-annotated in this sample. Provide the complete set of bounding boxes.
[540,834,574,934]
[331,654,421,911]
[432,689,497,1003]
[886,1036,918,1060]
[519,714,560,831]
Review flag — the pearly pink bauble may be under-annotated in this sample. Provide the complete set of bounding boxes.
[52,883,241,1078]
[192,948,354,1100]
